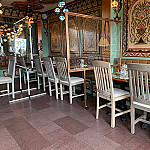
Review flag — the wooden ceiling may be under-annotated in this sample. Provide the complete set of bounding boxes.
[1,0,74,12]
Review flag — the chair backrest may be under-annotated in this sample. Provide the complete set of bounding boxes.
[20,56,26,68]
[128,63,150,104]
[43,57,56,80]
[7,57,16,79]
[55,57,70,82]
[92,60,114,97]
[33,55,43,75]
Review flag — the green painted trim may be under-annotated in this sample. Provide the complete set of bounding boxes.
[41,21,50,57]
[32,23,37,54]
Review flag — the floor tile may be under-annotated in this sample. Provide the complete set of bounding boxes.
[54,116,89,135]
[39,107,67,121]
[105,128,133,145]
[75,128,121,150]
[35,121,61,135]
[0,107,18,121]
[19,136,51,150]
[59,139,94,150]
[124,136,150,150]
[3,116,32,135]
[44,128,75,145]
[13,127,41,144]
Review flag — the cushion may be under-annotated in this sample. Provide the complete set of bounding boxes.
[0,77,12,84]
[114,88,129,98]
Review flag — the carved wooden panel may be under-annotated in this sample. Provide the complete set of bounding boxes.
[49,21,62,55]
[81,18,99,53]
[68,17,80,57]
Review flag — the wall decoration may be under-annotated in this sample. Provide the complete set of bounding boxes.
[2,8,41,20]
[69,17,80,56]
[123,0,150,57]
[48,0,102,56]
[49,22,62,55]
[82,18,99,53]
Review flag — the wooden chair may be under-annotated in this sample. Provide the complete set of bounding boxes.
[0,57,16,99]
[33,55,47,91]
[43,57,59,99]
[20,56,37,85]
[128,63,150,134]
[92,60,130,128]
[55,57,84,104]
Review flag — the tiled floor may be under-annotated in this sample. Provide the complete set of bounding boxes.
[0,83,150,150]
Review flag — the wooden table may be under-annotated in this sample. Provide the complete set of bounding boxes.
[69,67,93,110]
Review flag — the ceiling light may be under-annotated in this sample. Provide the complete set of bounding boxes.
[0,10,3,15]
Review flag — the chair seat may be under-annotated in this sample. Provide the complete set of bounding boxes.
[49,75,58,83]
[0,77,12,84]
[133,101,150,109]
[38,72,47,77]
[23,68,36,74]
[114,88,129,98]
[70,77,84,84]
[60,76,84,85]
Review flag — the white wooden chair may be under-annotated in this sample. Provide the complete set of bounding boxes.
[20,56,37,85]
[33,55,47,91]
[92,60,130,128]
[128,63,150,134]
[0,57,16,99]
[43,57,59,99]
[55,57,84,104]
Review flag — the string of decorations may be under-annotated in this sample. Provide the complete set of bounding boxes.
[0,24,23,42]
[54,1,69,21]
[0,2,3,15]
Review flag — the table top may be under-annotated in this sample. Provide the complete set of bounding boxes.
[69,66,93,73]
[112,73,129,83]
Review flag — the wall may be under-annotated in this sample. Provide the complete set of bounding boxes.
[110,0,123,65]
[41,21,50,57]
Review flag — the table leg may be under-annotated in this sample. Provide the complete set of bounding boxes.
[19,68,22,91]
[84,70,88,110]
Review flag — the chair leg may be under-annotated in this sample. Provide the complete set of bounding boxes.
[23,73,26,84]
[12,81,15,99]
[27,72,30,96]
[55,82,58,100]
[69,85,72,104]
[111,100,116,128]
[49,81,52,96]
[43,76,46,91]
[38,76,40,90]
[96,95,99,119]
[73,86,75,94]
[7,83,10,95]
[131,107,135,134]
[60,83,63,100]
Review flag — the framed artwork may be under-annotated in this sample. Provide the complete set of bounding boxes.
[81,18,100,53]
[68,17,80,57]
[49,21,63,55]
[123,0,150,57]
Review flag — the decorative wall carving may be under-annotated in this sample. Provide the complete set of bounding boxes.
[123,0,150,57]
[1,7,41,20]
[48,0,102,56]
[69,17,80,56]
[82,18,99,53]
[49,22,62,55]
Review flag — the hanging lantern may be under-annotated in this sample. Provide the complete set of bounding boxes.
[0,10,3,15]
[4,39,7,42]
[59,16,65,21]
